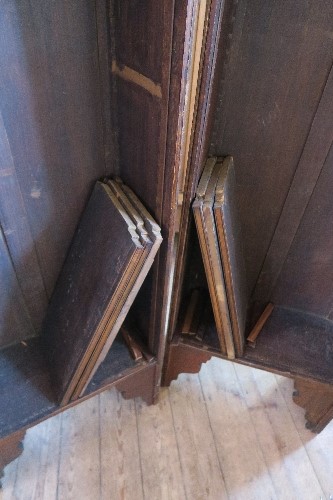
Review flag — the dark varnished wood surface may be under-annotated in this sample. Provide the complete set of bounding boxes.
[293,378,333,433]
[0,1,110,348]
[0,112,48,339]
[243,307,333,384]
[0,334,155,441]
[272,142,333,317]
[42,182,143,404]
[254,64,333,304]
[112,0,175,361]
[113,0,166,84]
[0,430,26,482]
[165,302,333,388]
[210,0,333,295]
[0,225,35,346]
[167,0,234,344]
[0,338,56,440]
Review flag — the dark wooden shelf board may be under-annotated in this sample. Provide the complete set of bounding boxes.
[171,306,333,385]
[243,306,333,384]
[0,335,154,440]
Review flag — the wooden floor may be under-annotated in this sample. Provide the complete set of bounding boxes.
[1,357,333,500]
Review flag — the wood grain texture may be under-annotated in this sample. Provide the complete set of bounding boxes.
[233,363,324,498]
[254,63,333,304]
[163,339,213,387]
[0,338,56,440]
[167,0,234,345]
[42,182,144,405]
[72,179,158,399]
[9,416,61,500]
[0,224,35,346]
[57,398,101,500]
[272,141,333,317]
[95,0,119,176]
[293,377,333,433]
[0,431,26,483]
[113,0,166,84]
[0,111,48,337]
[0,331,156,444]
[136,389,187,500]
[243,306,333,384]
[3,360,333,499]
[99,390,144,500]
[168,372,228,499]
[214,157,247,356]
[200,358,277,499]
[0,0,107,307]
[279,374,333,497]
[210,0,333,294]
[193,159,235,357]
[112,0,176,381]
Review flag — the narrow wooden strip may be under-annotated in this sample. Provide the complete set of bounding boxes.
[177,0,209,198]
[214,156,247,356]
[201,162,235,358]
[254,63,333,302]
[181,288,201,334]
[112,61,162,98]
[168,372,229,499]
[200,358,277,499]
[121,327,143,362]
[99,389,144,500]
[247,302,274,347]
[136,390,187,499]
[57,399,100,499]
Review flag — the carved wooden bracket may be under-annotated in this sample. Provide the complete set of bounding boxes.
[0,430,26,485]
[115,363,157,405]
[162,340,213,387]
[293,377,333,433]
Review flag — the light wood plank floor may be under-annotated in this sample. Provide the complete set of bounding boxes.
[2,357,333,500]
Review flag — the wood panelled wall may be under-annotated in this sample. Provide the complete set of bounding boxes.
[210,0,333,316]
[0,0,179,365]
[0,1,115,348]
[111,0,177,357]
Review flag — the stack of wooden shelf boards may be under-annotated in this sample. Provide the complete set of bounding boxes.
[192,157,247,359]
[43,178,162,406]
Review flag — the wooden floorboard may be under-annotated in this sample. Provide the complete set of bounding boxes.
[2,358,333,500]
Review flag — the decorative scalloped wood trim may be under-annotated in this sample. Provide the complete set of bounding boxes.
[293,377,333,433]
[162,340,213,386]
[0,430,26,485]
[115,363,157,405]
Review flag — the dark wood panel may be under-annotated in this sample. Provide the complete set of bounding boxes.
[210,0,333,294]
[0,225,35,347]
[0,111,48,334]
[95,0,118,175]
[116,79,162,218]
[272,142,333,316]
[112,0,175,362]
[0,335,154,440]
[167,0,235,343]
[0,338,55,440]
[255,64,333,303]
[42,182,144,404]
[243,306,333,384]
[0,1,106,301]
[113,0,166,83]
